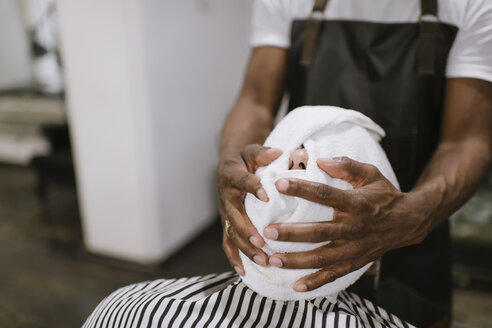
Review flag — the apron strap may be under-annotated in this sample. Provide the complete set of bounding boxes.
[300,0,329,67]
[301,0,440,74]
[418,0,440,75]
[312,0,329,12]
[421,0,438,17]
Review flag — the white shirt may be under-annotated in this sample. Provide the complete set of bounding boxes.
[251,0,492,82]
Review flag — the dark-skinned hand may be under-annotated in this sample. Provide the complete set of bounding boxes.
[217,144,282,275]
[264,156,427,292]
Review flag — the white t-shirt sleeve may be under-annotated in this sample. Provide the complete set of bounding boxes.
[250,0,291,48]
[446,0,492,82]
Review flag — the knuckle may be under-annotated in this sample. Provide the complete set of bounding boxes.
[332,210,344,221]
[367,164,380,178]
[220,172,241,190]
[347,262,358,273]
[240,226,256,242]
[331,224,344,239]
[315,184,328,199]
[243,247,257,260]
[283,180,296,194]
[247,175,261,190]
[305,280,317,291]
[351,193,368,211]
[227,227,236,240]
[242,144,261,159]
[234,238,255,258]
[314,227,327,242]
[237,224,250,238]
[237,174,250,189]
[368,164,378,174]
[312,254,326,268]
[349,222,365,237]
[219,158,241,174]
[237,173,260,193]
[217,174,229,191]
[225,206,236,222]
[218,188,235,204]
[254,150,267,163]
[244,227,257,239]
[323,270,337,282]
[290,182,299,194]
[337,156,350,164]
[222,237,234,252]
[338,156,351,169]
[242,143,257,153]
[280,228,293,240]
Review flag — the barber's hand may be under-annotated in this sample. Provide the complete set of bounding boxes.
[265,156,426,292]
[217,144,282,275]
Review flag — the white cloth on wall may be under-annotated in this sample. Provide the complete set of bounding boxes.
[240,106,400,301]
[20,0,64,93]
[250,0,492,83]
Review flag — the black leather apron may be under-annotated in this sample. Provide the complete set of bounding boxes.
[286,0,458,326]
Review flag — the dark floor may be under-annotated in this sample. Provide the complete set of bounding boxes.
[0,164,229,328]
[1,164,491,328]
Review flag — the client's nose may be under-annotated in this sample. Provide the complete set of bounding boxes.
[289,148,308,170]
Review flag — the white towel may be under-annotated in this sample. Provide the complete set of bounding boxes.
[240,106,400,301]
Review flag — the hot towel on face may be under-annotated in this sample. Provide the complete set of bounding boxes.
[240,106,400,301]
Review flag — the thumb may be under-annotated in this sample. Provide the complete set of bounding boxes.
[317,156,380,188]
[243,144,283,169]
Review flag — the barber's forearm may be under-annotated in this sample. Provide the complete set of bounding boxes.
[404,78,492,242]
[219,48,287,158]
[409,138,491,239]
[219,97,275,158]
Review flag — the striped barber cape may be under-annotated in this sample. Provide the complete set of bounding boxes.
[83,272,414,328]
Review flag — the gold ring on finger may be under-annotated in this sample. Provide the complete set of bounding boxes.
[225,219,232,238]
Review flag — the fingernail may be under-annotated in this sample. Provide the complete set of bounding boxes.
[318,158,336,166]
[256,189,268,202]
[318,158,333,164]
[234,265,245,276]
[249,236,263,248]
[275,179,289,192]
[253,255,267,266]
[269,257,283,268]
[294,283,308,292]
[264,227,278,240]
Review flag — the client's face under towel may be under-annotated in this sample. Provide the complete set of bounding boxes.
[239,106,400,301]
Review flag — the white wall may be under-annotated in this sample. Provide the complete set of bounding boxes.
[0,0,33,89]
[141,0,252,257]
[57,0,252,263]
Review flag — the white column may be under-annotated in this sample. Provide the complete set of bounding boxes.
[57,0,252,263]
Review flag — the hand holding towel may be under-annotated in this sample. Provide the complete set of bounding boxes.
[240,106,400,301]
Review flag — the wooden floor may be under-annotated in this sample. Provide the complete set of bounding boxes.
[0,164,230,327]
[0,164,490,328]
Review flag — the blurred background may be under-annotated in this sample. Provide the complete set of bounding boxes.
[0,0,490,327]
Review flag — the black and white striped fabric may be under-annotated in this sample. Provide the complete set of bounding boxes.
[83,272,414,328]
